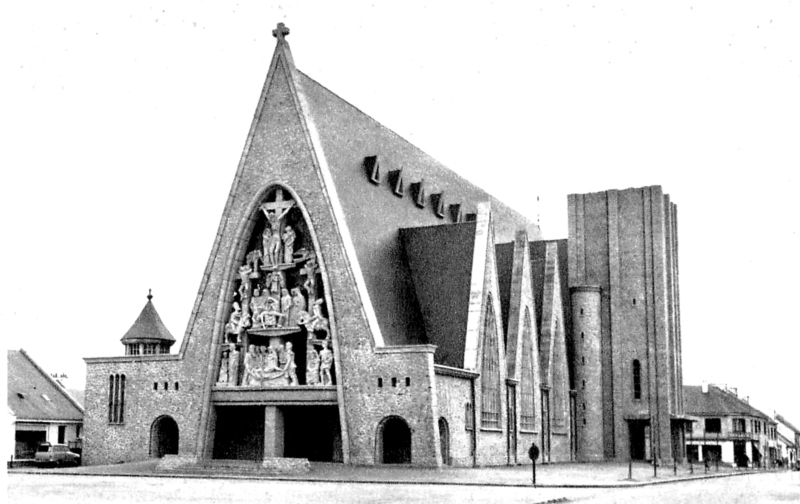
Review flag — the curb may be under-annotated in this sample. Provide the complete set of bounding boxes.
[7,467,779,489]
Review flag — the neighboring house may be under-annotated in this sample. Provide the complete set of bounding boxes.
[684,384,776,468]
[775,414,799,467]
[82,23,686,468]
[7,349,85,461]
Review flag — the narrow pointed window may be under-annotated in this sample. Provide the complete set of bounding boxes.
[520,309,536,431]
[480,297,501,429]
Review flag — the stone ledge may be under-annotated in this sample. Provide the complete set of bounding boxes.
[155,455,310,475]
[156,455,200,472]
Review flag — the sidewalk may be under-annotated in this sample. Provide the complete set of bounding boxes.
[10,459,779,488]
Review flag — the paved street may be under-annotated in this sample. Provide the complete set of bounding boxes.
[8,470,800,504]
[7,473,583,504]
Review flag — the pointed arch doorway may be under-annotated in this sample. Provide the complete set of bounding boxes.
[438,417,451,465]
[150,415,179,458]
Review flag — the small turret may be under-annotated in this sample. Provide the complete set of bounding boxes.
[120,290,175,355]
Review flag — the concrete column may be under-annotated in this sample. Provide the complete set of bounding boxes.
[722,442,734,464]
[746,441,753,466]
[264,406,285,458]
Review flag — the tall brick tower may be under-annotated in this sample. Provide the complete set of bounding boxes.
[567,186,686,464]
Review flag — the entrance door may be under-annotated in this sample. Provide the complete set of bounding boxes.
[733,441,747,467]
[629,421,647,460]
[212,406,264,461]
[150,416,179,458]
[541,389,551,462]
[507,386,517,464]
[379,416,411,464]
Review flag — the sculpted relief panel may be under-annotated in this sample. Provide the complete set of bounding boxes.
[216,186,334,388]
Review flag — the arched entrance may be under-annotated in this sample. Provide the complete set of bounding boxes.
[438,417,450,465]
[150,415,179,458]
[377,416,411,464]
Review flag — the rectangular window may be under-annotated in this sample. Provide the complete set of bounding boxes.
[733,418,746,433]
[58,425,66,444]
[465,403,474,430]
[705,418,721,433]
[108,373,126,424]
[632,360,642,400]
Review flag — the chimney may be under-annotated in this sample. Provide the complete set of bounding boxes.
[701,381,708,394]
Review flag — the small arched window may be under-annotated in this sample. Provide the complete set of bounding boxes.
[632,360,642,400]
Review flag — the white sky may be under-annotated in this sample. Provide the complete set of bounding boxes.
[2,2,798,424]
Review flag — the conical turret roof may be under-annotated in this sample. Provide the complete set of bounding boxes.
[120,291,175,344]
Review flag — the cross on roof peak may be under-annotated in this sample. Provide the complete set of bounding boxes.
[272,22,290,41]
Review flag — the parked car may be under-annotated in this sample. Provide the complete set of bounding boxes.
[34,443,81,467]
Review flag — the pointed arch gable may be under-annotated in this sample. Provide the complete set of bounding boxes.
[539,242,570,433]
[463,203,507,372]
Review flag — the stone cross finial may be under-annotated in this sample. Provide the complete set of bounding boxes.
[272,22,290,41]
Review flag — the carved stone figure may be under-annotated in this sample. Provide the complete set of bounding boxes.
[216,350,229,386]
[301,255,318,305]
[267,224,282,265]
[287,287,307,326]
[246,249,263,275]
[282,225,296,264]
[260,192,294,265]
[319,340,333,386]
[228,343,240,386]
[260,345,285,383]
[238,265,253,299]
[244,345,260,386]
[265,346,280,372]
[306,346,320,386]
[256,297,283,328]
[250,290,269,328]
[304,299,330,339]
[262,227,274,266]
[266,271,285,298]
[280,288,293,316]
[226,302,243,334]
[284,342,298,386]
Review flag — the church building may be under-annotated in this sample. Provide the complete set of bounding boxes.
[83,24,686,468]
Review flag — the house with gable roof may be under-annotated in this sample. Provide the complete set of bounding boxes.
[775,414,799,468]
[684,383,778,468]
[7,349,84,462]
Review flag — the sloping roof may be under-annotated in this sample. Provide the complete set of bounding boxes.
[120,295,175,344]
[776,414,800,434]
[295,69,542,346]
[684,385,771,419]
[401,222,476,367]
[777,431,795,447]
[7,349,84,421]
